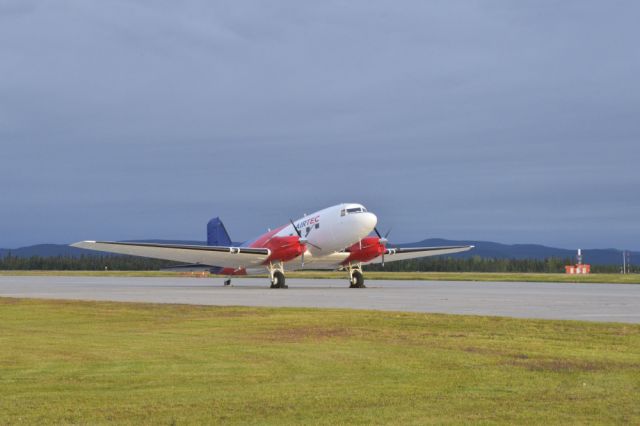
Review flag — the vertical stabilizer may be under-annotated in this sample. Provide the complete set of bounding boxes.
[207,217,232,246]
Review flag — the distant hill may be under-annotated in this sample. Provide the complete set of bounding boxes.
[1,239,636,266]
[0,240,206,259]
[402,238,635,266]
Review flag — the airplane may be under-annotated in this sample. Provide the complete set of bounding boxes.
[71,203,473,288]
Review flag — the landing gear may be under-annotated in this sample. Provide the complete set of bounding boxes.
[224,278,231,286]
[350,270,364,288]
[347,262,366,288]
[268,261,288,289]
[271,271,287,289]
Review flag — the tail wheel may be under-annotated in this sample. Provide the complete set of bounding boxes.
[350,270,365,288]
[271,270,287,289]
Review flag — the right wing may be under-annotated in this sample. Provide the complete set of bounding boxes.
[71,241,269,269]
[364,245,474,264]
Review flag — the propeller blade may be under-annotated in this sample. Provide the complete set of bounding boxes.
[291,218,321,250]
[375,227,390,245]
[375,227,391,267]
[306,241,322,250]
[298,237,322,250]
[290,219,302,237]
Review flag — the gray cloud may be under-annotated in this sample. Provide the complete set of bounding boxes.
[1,0,639,249]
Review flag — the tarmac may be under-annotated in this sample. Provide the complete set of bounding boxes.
[1,275,639,323]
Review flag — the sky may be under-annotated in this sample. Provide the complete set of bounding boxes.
[1,0,639,249]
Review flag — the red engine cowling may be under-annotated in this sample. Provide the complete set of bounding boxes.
[343,237,385,264]
[264,236,306,263]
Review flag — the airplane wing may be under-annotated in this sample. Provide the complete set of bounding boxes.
[364,245,474,264]
[71,241,270,269]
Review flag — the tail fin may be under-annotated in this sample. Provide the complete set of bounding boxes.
[207,217,232,246]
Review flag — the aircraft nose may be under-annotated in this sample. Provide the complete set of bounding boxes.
[361,212,378,233]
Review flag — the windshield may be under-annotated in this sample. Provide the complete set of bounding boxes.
[341,206,367,216]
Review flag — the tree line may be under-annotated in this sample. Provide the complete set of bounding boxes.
[0,253,632,273]
[364,256,630,274]
[0,254,175,271]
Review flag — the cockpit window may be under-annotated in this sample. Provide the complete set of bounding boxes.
[341,206,367,216]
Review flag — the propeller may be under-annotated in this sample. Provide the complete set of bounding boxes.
[290,219,321,267]
[374,227,393,267]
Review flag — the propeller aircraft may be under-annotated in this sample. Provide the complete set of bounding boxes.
[72,203,473,288]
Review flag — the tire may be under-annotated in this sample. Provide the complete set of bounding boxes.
[350,270,365,288]
[271,270,287,289]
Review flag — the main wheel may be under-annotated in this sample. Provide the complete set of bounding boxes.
[349,270,365,288]
[270,270,287,289]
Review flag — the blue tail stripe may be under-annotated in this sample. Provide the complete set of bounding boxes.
[207,217,232,246]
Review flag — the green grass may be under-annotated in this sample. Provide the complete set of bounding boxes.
[1,269,639,284]
[1,298,639,424]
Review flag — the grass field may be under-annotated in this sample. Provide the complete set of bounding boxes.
[1,298,639,424]
[1,269,639,284]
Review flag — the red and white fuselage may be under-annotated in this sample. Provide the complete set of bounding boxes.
[234,203,376,274]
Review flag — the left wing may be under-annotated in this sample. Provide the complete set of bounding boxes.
[70,241,269,269]
[364,245,474,264]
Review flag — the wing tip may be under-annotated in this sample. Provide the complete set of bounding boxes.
[70,240,96,248]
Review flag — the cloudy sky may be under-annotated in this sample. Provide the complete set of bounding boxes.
[1,1,638,249]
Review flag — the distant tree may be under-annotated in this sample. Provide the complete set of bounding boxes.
[0,253,630,273]
[364,256,620,273]
[0,254,179,271]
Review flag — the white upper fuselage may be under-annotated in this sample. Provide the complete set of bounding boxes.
[274,203,376,254]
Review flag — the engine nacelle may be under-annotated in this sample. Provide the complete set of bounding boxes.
[343,236,385,264]
[264,236,306,263]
